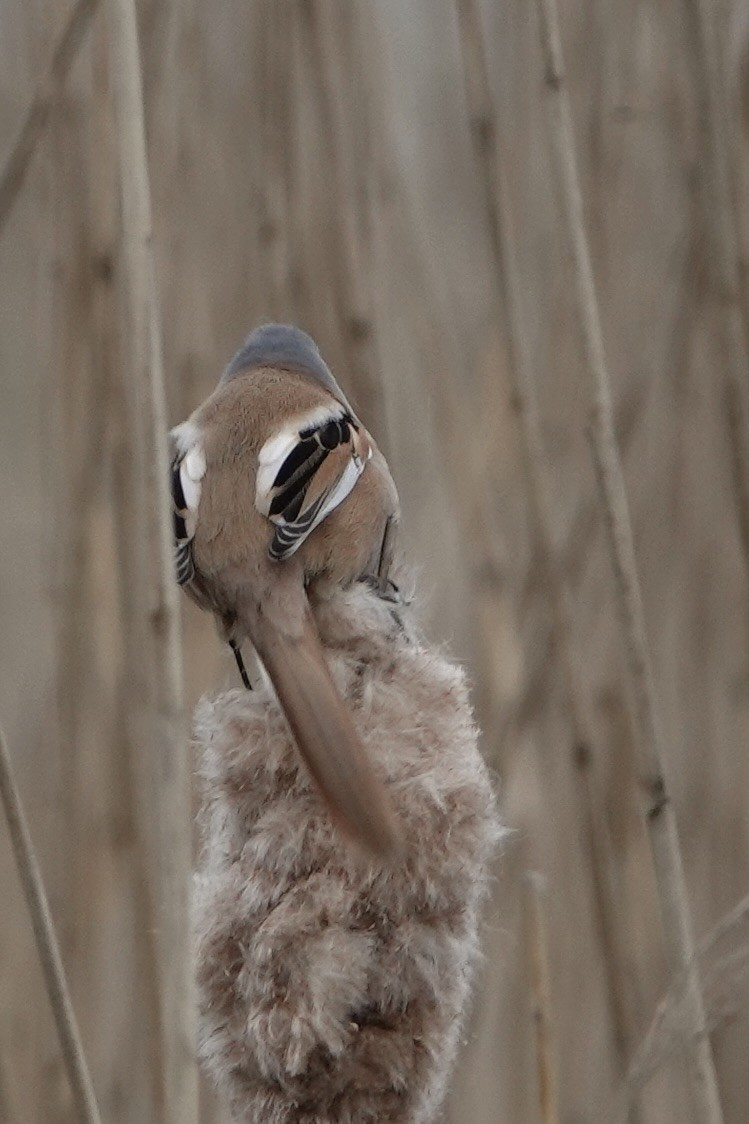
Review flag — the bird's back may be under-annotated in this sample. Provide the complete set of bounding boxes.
[190,365,398,591]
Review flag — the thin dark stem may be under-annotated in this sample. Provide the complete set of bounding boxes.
[0,726,102,1124]
[522,873,560,1124]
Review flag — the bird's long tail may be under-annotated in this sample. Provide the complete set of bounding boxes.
[250,602,403,858]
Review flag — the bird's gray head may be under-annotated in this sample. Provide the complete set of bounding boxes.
[222,323,347,403]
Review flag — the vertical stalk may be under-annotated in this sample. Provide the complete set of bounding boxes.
[0,727,102,1124]
[453,0,642,1094]
[92,18,166,1114]
[523,873,561,1124]
[534,1,724,1120]
[0,0,101,236]
[106,0,197,1120]
[682,0,749,564]
[258,0,296,322]
[300,0,390,454]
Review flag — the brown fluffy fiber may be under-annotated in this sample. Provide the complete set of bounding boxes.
[193,582,502,1123]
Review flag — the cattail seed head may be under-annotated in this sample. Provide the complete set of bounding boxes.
[194,582,502,1123]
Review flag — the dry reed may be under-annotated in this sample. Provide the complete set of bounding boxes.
[3,2,748,1120]
[0,0,100,236]
[453,1,642,1099]
[106,0,197,1118]
[91,16,168,1111]
[258,0,296,323]
[534,0,723,1119]
[522,872,560,1124]
[609,890,749,1122]
[298,1,389,454]
[0,725,102,1124]
[682,0,749,564]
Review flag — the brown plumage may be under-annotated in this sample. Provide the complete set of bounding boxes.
[193,581,502,1123]
[171,325,401,855]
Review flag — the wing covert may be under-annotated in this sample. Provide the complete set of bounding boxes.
[256,406,371,561]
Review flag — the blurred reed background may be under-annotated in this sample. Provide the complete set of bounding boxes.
[2,0,749,1121]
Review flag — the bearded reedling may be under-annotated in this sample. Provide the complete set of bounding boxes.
[170,323,401,856]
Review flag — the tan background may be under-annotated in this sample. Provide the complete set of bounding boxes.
[2,0,749,1120]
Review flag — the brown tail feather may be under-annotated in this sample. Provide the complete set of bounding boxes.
[250,605,403,858]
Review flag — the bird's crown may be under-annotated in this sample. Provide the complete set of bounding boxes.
[223,323,334,387]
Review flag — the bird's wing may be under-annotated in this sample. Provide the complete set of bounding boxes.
[170,421,206,587]
[256,405,372,561]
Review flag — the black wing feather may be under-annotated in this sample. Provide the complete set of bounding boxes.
[171,454,195,586]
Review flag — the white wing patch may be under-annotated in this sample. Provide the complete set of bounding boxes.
[304,454,363,531]
[170,422,206,585]
[256,403,371,561]
[255,429,300,515]
[255,403,350,514]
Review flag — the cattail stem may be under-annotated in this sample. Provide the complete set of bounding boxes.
[522,873,560,1124]
[106,0,197,1120]
[0,726,102,1124]
[0,0,101,237]
[534,1,724,1120]
[453,0,641,1095]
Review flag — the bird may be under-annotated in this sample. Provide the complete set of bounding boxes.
[170,323,402,856]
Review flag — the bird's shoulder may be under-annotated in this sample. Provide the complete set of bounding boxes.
[195,367,339,460]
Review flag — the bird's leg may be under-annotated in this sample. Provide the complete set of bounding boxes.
[364,517,400,602]
[229,639,252,690]
[377,516,395,582]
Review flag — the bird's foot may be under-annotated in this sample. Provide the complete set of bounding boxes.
[362,573,401,604]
